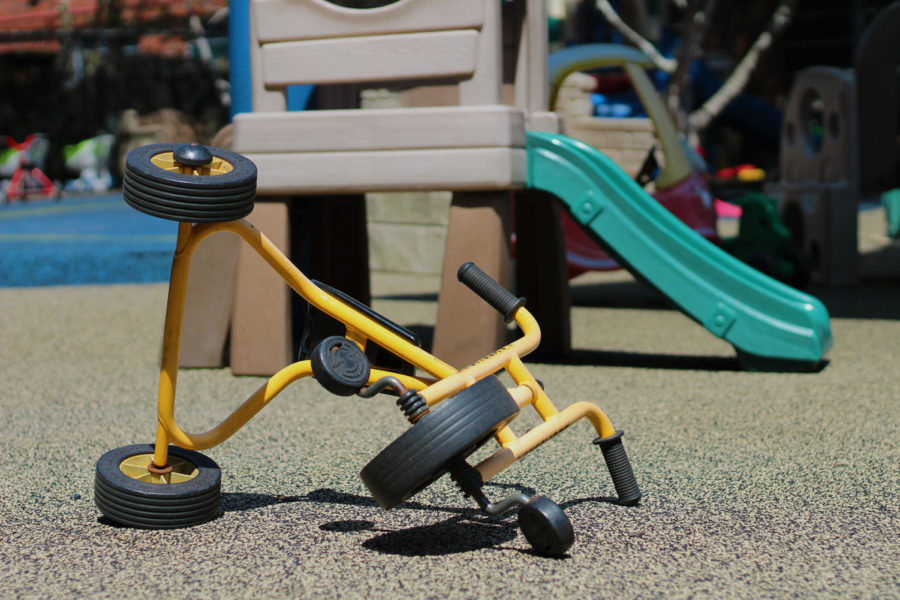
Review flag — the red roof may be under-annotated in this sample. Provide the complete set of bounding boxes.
[0,0,227,53]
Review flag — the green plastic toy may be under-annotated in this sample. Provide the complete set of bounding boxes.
[718,192,811,289]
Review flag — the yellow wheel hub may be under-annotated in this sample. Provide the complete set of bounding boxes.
[119,453,199,484]
[150,151,235,176]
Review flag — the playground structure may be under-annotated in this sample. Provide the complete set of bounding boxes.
[768,1,900,286]
[223,0,561,372]
[0,134,57,203]
[2,132,119,200]
[178,0,831,377]
[62,134,116,193]
[525,131,831,370]
[95,142,642,557]
[92,1,840,557]
[545,43,718,277]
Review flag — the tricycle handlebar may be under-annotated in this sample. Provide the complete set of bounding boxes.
[457,262,526,323]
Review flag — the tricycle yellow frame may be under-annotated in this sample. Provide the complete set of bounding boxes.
[150,219,618,485]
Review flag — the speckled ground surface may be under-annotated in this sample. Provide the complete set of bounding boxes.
[1,210,898,599]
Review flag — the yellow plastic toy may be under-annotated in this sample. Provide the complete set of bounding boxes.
[94,143,640,557]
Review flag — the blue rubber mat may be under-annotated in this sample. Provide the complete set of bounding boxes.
[0,193,177,287]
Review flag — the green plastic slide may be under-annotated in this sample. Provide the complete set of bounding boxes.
[526,131,833,371]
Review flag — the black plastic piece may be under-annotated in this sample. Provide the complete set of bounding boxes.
[94,444,221,529]
[173,142,213,167]
[456,262,526,323]
[517,496,575,557]
[634,143,659,187]
[310,336,371,396]
[313,280,420,346]
[449,460,484,499]
[396,390,429,423]
[300,281,419,376]
[593,430,641,506]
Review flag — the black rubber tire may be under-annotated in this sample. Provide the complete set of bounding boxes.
[124,167,256,198]
[517,496,575,557]
[123,143,257,223]
[310,335,371,396]
[123,174,256,206]
[360,376,520,510]
[94,444,221,529]
[123,182,256,221]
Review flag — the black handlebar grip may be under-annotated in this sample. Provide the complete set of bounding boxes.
[594,430,641,506]
[457,262,526,323]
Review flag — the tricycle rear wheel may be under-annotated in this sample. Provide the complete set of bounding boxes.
[94,444,221,528]
[123,143,256,222]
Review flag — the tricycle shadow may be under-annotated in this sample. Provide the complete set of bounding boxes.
[220,486,620,557]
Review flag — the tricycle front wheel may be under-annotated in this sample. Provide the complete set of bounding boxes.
[360,377,520,510]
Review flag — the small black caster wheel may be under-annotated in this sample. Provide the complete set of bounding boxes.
[310,335,371,396]
[517,496,575,557]
[123,143,257,222]
[360,376,520,509]
[94,444,221,529]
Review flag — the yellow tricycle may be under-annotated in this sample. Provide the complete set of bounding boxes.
[94,143,641,557]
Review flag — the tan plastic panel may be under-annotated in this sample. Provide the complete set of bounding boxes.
[779,67,857,185]
[233,106,526,153]
[245,148,528,194]
[254,0,484,43]
[261,30,479,87]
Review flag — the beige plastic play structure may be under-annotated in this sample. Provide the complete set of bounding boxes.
[553,71,655,179]
[189,0,570,374]
[769,66,860,286]
[769,1,900,286]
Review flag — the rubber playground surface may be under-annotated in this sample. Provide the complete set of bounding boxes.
[1,193,899,598]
